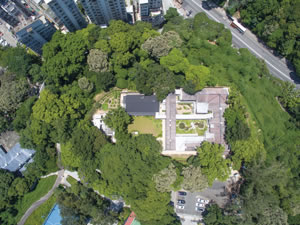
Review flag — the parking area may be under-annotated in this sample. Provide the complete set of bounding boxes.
[172,181,230,224]
[173,191,209,218]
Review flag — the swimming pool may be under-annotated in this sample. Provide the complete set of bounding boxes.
[43,204,62,225]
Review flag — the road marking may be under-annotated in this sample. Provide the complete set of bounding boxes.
[190,0,292,81]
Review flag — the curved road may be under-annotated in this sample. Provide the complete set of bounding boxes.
[17,170,64,225]
[180,0,300,88]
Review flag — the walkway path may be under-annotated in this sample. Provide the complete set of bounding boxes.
[17,170,64,225]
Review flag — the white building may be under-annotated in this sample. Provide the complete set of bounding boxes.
[79,0,127,26]
[45,0,87,32]
[15,16,56,54]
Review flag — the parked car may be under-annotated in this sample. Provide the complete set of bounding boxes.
[196,203,205,207]
[195,207,205,212]
[197,198,205,203]
[186,10,192,16]
[177,205,185,209]
[178,191,187,196]
[197,198,209,204]
[177,199,186,204]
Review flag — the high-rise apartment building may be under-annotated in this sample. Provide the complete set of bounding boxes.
[139,0,149,17]
[149,0,161,10]
[0,5,19,27]
[45,0,87,32]
[16,16,56,54]
[79,0,127,26]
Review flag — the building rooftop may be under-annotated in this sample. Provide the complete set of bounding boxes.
[124,95,159,116]
[196,102,208,114]
[0,143,35,172]
[124,212,141,225]
[139,0,149,4]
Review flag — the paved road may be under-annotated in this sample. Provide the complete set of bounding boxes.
[0,21,17,47]
[182,0,300,88]
[17,170,64,225]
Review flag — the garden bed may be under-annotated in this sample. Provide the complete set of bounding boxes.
[176,120,207,136]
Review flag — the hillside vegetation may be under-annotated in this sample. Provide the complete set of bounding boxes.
[0,9,299,225]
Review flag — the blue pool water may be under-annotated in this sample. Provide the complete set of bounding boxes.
[43,204,62,225]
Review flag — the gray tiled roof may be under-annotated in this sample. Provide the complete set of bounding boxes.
[124,95,159,116]
[0,143,35,172]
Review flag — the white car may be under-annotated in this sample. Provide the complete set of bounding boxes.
[197,198,209,204]
[177,205,185,209]
[196,203,205,207]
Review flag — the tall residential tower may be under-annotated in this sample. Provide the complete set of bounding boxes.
[80,0,127,26]
[16,16,56,54]
[45,0,87,32]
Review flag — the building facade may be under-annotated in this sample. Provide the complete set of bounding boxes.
[0,5,19,27]
[16,16,56,54]
[139,0,149,17]
[148,0,161,10]
[80,0,127,25]
[45,0,87,32]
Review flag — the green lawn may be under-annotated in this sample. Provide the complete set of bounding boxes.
[67,176,78,186]
[176,120,207,136]
[24,194,57,225]
[128,116,162,137]
[15,175,57,223]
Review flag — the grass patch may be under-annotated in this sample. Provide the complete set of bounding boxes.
[171,155,190,165]
[128,116,162,137]
[101,103,108,110]
[15,175,57,223]
[24,194,57,225]
[67,176,78,186]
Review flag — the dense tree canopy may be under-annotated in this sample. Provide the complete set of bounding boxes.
[0,73,28,114]
[226,0,300,76]
[0,9,299,225]
[188,142,231,185]
[0,46,37,78]
[181,165,208,192]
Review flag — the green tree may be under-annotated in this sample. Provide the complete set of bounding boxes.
[0,46,36,78]
[78,77,94,93]
[181,165,208,192]
[231,137,266,169]
[164,8,180,21]
[142,31,183,59]
[153,163,177,192]
[203,204,241,225]
[0,169,15,210]
[42,31,88,86]
[189,142,231,185]
[160,48,189,74]
[109,32,135,53]
[0,74,28,113]
[135,63,176,101]
[185,64,210,91]
[11,178,29,196]
[13,96,37,131]
[94,72,116,91]
[61,142,81,169]
[87,49,109,72]
[94,39,112,54]
[103,107,132,134]
[70,121,107,161]
[32,89,87,125]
